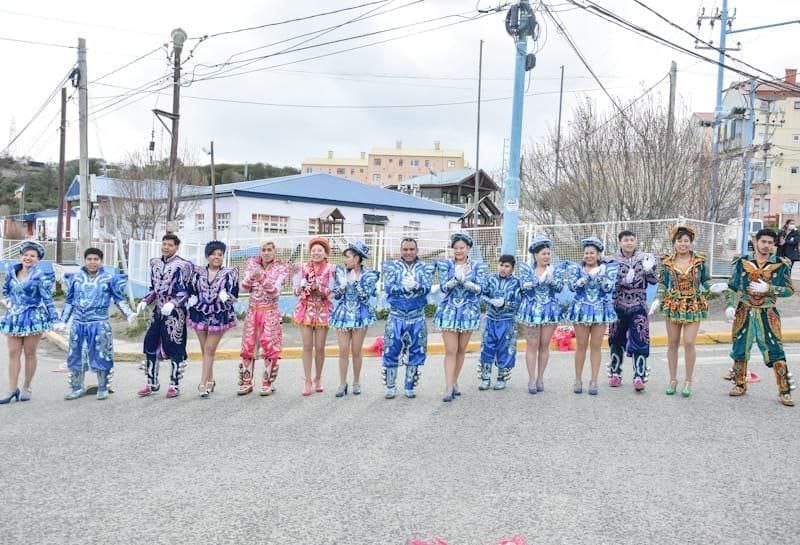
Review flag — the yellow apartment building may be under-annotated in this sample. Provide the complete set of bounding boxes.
[301,141,466,187]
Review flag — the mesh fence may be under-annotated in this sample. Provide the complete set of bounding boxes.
[127,217,740,296]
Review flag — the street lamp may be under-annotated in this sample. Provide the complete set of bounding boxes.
[202,142,217,240]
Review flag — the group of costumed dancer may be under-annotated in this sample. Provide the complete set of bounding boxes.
[0,223,795,407]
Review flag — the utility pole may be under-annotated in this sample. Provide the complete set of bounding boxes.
[56,87,67,264]
[554,65,564,187]
[697,3,799,222]
[78,37,90,249]
[166,28,187,230]
[210,141,217,239]
[473,40,484,229]
[740,79,757,255]
[500,0,537,256]
[667,60,677,139]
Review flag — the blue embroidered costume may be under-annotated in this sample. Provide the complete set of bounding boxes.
[564,257,618,325]
[62,266,135,399]
[516,261,565,327]
[0,242,58,337]
[329,262,380,330]
[479,272,522,389]
[140,253,194,395]
[433,259,487,332]
[381,257,435,398]
[606,250,658,387]
[187,265,239,333]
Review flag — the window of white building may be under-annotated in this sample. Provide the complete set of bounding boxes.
[195,213,205,231]
[251,214,288,234]
[216,213,230,231]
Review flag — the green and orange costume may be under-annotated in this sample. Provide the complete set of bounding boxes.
[656,252,713,323]
[726,253,796,406]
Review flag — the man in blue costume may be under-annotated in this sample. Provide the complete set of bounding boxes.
[57,248,137,400]
[381,238,434,399]
[136,234,194,398]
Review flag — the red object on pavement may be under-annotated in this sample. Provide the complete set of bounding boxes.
[367,335,384,356]
[552,325,576,351]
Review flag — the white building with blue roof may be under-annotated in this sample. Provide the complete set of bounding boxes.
[177,172,465,242]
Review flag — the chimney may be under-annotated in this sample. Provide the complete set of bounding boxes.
[360,151,366,160]
[786,68,797,85]
[327,150,333,159]
[396,140,402,150]
[434,140,441,151]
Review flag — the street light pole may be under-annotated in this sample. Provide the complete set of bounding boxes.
[473,40,484,229]
[210,141,216,240]
[740,79,756,255]
[500,0,536,256]
[166,28,187,230]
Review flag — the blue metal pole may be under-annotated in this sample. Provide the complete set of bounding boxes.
[500,8,529,256]
[709,0,728,221]
[740,79,756,255]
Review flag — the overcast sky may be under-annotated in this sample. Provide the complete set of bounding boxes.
[2,0,798,175]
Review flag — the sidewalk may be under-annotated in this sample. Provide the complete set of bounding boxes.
[43,315,800,362]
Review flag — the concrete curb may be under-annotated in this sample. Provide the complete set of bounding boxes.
[42,330,800,362]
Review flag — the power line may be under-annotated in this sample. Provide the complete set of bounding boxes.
[190,0,420,84]
[0,7,163,37]
[197,0,393,39]
[193,7,475,82]
[564,0,800,96]
[0,35,76,49]
[90,45,167,84]
[630,0,798,91]
[2,67,75,155]
[194,11,495,83]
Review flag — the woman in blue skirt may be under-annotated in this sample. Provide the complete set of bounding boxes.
[565,237,618,396]
[517,235,565,394]
[187,240,239,398]
[434,232,486,402]
[0,241,59,404]
[330,241,380,397]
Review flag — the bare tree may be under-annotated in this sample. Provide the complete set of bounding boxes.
[521,93,742,226]
[100,151,203,242]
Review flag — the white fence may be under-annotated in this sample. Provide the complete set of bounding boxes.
[127,218,739,296]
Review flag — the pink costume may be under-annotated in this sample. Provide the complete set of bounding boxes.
[292,260,334,327]
[238,257,290,396]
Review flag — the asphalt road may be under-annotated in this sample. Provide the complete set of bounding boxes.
[1,340,799,545]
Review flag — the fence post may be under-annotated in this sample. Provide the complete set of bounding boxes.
[710,223,716,277]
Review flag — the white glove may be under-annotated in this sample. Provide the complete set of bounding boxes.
[725,307,736,322]
[136,301,148,314]
[709,282,728,294]
[574,276,588,288]
[490,297,505,308]
[464,281,480,293]
[127,313,138,324]
[401,274,418,292]
[346,270,357,285]
[274,274,287,293]
[160,302,175,316]
[53,322,68,334]
[642,255,656,272]
[748,280,768,294]
[455,268,466,283]
[598,264,606,277]
[522,281,534,290]
[430,283,440,295]
[648,298,660,316]
[186,295,198,308]
[443,279,458,291]
[219,289,230,303]
[301,278,309,289]
[624,268,636,284]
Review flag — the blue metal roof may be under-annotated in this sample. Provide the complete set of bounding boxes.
[1,208,76,221]
[66,175,169,201]
[189,173,464,216]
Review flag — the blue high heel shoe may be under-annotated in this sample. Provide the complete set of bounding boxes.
[0,388,20,404]
[442,387,456,402]
[335,384,349,398]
